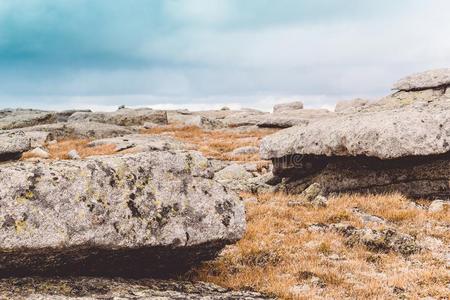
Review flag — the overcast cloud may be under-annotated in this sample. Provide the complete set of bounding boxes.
[0,0,449,111]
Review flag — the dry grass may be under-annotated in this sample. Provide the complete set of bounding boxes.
[189,193,450,299]
[141,125,278,161]
[22,139,117,160]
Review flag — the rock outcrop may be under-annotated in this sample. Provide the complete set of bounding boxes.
[0,132,31,162]
[0,277,272,299]
[393,68,450,91]
[68,108,168,126]
[273,101,304,113]
[0,151,245,277]
[261,70,450,198]
[335,98,369,113]
[257,109,334,128]
[11,122,134,140]
[0,109,57,130]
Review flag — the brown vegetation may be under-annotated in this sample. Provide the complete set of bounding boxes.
[189,193,450,299]
[142,125,278,161]
[22,139,117,160]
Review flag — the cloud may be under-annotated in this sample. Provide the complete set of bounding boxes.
[0,0,450,110]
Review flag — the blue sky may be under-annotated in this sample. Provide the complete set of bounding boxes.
[1,0,450,111]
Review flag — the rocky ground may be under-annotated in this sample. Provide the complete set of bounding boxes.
[0,68,449,299]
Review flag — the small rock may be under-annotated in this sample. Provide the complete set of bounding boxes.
[231,146,259,156]
[220,106,230,111]
[118,105,126,110]
[29,147,50,159]
[48,140,57,145]
[289,284,311,295]
[301,183,322,202]
[67,149,81,160]
[428,200,448,213]
[311,195,328,207]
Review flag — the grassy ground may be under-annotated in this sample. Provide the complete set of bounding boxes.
[189,193,449,299]
[141,125,278,161]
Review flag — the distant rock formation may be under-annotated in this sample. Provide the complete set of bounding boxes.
[273,101,304,113]
[68,108,168,126]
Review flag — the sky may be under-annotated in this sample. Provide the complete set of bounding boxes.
[0,0,450,112]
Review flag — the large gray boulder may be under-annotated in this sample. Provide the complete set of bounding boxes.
[261,99,450,198]
[0,151,245,277]
[393,68,450,91]
[68,108,168,126]
[257,109,334,128]
[0,277,271,299]
[273,101,304,113]
[0,131,31,162]
[0,110,57,130]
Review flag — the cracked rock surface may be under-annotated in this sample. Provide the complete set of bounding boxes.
[0,277,272,300]
[0,150,245,277]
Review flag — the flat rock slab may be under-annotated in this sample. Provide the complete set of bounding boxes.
[0,131,31,162]
[0,110,57,130]
[393,68,450,91]
[258,109,334,128]
[88,134,186,152]
[68,109,168,126]
[10,122,134,140]
[0,151,245,277]
[0,278,272,300]
[261,102,450,160]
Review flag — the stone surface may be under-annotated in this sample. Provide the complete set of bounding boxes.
[55,110,92,122]
[0,110,57,130]
[273,101,304,113]
[393,68,450,91]
[67,150,80,160]
[0,151,245,277]
[23,131,52,148]
[300,183,322,202]
[428,200,449,213]
[12,122,134,140]
[68,108,168,126]
[0,277,272,300]
[335,98,370,113]
[261,102,450,160]
[0,131,31,162]
[258,109,334,128]
[222,111,269,127]
[87,134,186,153]
[214,164,255,192]
[332,224,420,256]
[230,146,259,156]
[184,115,224,130]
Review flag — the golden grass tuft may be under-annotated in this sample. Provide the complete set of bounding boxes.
[189,193,450,299]
[141,125,278,161]
[22,139,117,160]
